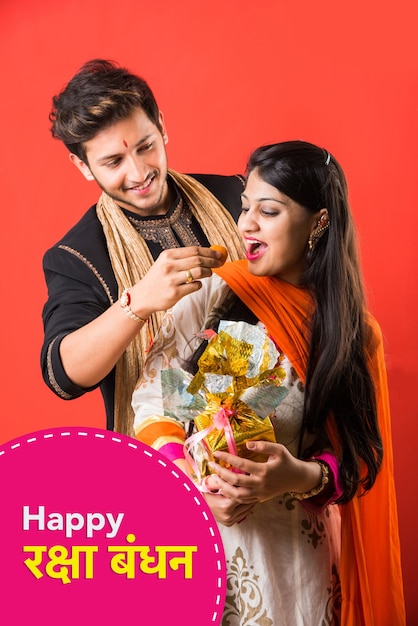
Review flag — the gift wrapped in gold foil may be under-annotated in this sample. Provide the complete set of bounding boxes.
[160,321,288,485]
[191,395,277,476]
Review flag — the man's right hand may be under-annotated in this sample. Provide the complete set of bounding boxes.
[128,245,226,319]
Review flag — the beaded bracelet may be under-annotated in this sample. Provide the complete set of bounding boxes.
[288,459,330,501]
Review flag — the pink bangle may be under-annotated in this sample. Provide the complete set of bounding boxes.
[312,452,343,500]
[158,442,185,463]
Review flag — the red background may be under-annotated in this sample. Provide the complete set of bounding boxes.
[1,0,416,621]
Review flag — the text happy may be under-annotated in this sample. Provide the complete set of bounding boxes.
[22,506,124,538]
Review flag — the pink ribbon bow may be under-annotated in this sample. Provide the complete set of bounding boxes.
[184,406,241,491]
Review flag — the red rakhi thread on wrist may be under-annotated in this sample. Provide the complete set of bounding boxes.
[119,288,148,323]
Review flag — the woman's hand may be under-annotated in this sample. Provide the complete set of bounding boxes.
[202,491,255,527]
[174,459,254,527]
[206,440,323,504]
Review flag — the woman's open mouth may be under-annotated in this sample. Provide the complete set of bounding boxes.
[245,239,267,261]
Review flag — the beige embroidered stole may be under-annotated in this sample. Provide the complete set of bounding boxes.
[96,170,244,436]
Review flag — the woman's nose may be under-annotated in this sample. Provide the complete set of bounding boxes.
[238,209,258,233]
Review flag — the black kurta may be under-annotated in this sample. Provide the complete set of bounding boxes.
[41,173,244,430]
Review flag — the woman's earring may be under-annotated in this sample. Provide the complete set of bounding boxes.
[308,216,329,251]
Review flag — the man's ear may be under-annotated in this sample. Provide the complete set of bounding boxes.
[159,111,169,145]
[69,153,95,181]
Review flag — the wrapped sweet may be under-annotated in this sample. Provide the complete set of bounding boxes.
[161,321,288,486]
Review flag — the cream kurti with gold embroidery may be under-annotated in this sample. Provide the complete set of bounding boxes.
[132,274,341,626]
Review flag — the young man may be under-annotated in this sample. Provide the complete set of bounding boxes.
[41,59,245,435]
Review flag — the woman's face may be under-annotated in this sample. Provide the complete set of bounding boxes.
[238,169,322,285]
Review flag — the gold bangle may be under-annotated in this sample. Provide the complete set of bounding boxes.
[288,459,329,501]
[120,288,147,324]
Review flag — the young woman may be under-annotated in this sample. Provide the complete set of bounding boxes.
[132,141,405,625]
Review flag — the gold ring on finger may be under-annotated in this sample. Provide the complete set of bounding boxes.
[185,269,194,283]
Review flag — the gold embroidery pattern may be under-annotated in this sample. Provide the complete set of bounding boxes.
[46,336,72,399]
[127,197,200,248]
[48,246,114,397]
[139,312,178,386]
[57,245,114,304]
[222,547,273,626]
[278,498,341,624]
[322,563,342,626]
[279,495,331,550]
[300,509,329,549]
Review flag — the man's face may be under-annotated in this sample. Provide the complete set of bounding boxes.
[71,107,171,216]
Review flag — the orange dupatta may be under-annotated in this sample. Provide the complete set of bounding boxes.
[215,260,405,626]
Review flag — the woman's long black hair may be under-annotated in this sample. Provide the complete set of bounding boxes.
[246,140,383,503]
